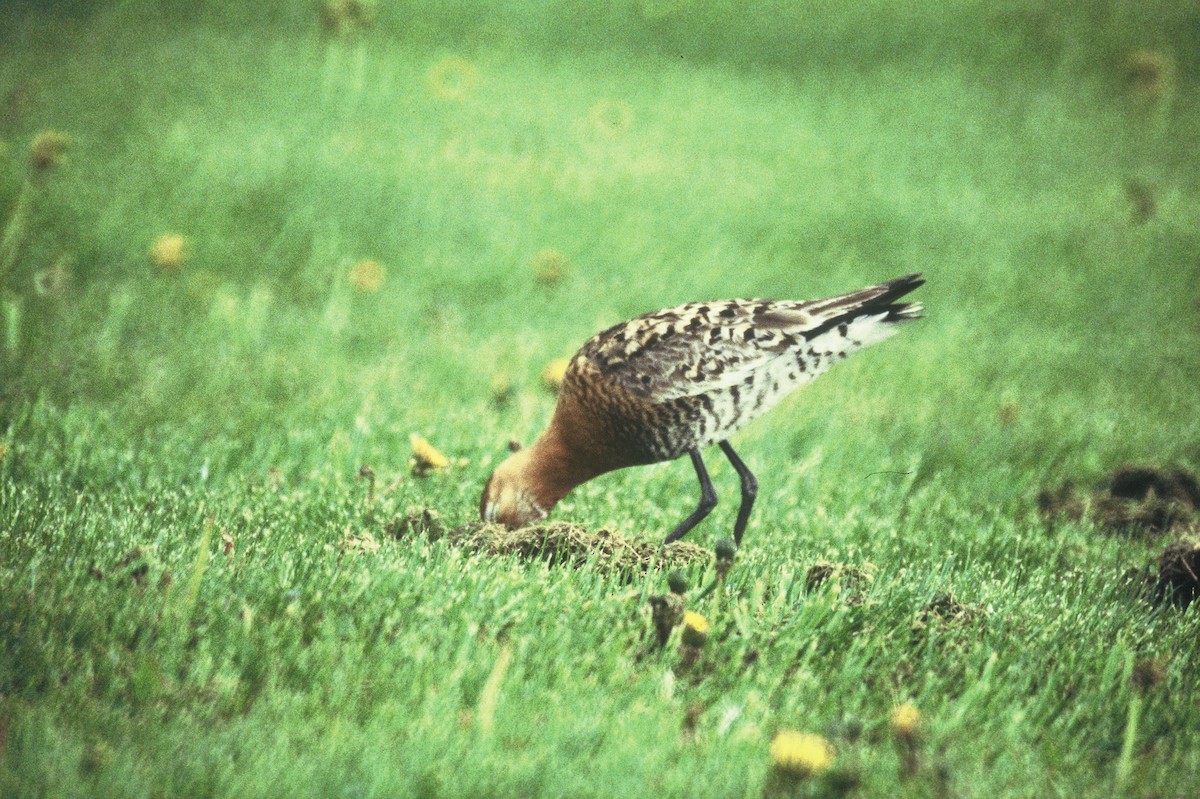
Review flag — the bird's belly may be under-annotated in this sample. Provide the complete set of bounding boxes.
[565,355,820,465]
[617,375,803,461]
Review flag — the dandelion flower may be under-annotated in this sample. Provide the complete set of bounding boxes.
[410,433,450,475]
[532,248,569,285]
[890,702,921,737]
[428,56,479,101]
[890,702,923,779]
[150,234,187,272]
[680,609,709,647]
[769,730,833,777]
[28,130,69,173]
[349,258,385,293]
[541,357,570,392]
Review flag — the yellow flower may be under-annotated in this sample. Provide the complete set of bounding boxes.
[541,357,570,392]
[890,702,921,737]
[410,433,450,475]
[680,609,709,647]
[29,130,69,173]
[532,248,569,285]
[769,730,833,777]
[349,259,385,293]
[682,609,708,635]
[428,56,479,101]
[150,234,188,272]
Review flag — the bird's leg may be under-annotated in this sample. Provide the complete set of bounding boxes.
[718,440,757,546]
[662,448,717,545]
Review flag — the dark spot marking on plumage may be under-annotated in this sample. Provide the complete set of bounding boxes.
[696,304,711,316]
[838,323,848,337]
[709,328,722,344]
[641,374,652,385]
[838,351,847,359]
[742,328,755,342]
[719,306,737,318]
[615,330,627,343]
[686,316,704,332]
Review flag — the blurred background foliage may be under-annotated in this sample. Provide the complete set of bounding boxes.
[0,0,1198,505]
[2,4,1200,796]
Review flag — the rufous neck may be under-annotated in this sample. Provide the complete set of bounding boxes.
[521,425,597,510]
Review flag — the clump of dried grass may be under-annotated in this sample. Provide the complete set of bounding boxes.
[385,508,708,573]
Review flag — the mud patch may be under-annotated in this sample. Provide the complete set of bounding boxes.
[1038,464,1200,537]
[1152,536,1200,608]
[385,508,709,572]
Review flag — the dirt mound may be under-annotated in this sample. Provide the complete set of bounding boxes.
[1152,536,1200,608]
[1038,464,1200,537]
[384,508,709,573]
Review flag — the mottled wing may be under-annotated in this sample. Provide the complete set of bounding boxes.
[573,274,924,403]
[573,300,786,402]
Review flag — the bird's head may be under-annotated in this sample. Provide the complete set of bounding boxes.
[479,447,550,529]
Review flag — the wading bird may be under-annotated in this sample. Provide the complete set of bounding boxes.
[481,273,924,547]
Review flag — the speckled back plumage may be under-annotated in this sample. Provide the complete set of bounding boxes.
[558,273,924,464]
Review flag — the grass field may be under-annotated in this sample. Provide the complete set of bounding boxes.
[2,1,1200,797]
